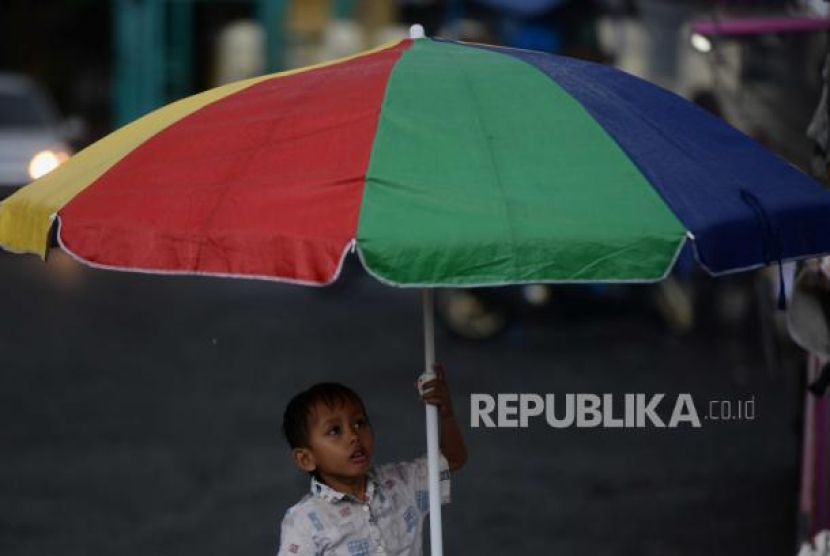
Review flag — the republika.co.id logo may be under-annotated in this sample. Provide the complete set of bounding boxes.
[470,393,756,429]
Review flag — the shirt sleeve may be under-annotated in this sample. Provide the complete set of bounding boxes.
[277,509,317,556]
[407,453,451,515]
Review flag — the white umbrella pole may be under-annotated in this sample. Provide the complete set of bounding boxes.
[410,24,441,555]
[422,288,443,556]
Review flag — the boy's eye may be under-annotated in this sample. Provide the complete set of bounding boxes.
[327,426,340,436]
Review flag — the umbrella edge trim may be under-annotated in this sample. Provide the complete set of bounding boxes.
[354,234,689,287]
[691,238,830,277]
[54,216,355,287]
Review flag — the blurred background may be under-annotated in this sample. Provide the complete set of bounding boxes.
[1,1,830,555]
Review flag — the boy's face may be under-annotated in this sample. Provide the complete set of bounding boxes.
[292,397,374,489]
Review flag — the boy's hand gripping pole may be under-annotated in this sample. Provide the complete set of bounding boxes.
[421,288,443,556]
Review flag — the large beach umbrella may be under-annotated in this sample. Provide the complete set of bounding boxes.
[3,34,830,556]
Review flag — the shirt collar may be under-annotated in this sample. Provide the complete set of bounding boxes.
[309,469,378,504]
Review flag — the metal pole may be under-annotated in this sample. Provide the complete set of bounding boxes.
[422,288,443,556]
[141,0,165,116]
[169,0,193,100]
[113,0,139,126]
[257,0,287,72]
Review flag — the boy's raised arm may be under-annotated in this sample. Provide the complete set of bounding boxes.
[420,365,468,472]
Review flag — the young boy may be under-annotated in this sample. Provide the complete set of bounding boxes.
[277,366,468,556]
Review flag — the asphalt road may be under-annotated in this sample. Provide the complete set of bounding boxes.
[0,250,803,556]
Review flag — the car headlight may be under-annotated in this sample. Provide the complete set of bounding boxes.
[28,149,70,180]
[690,33,712,54]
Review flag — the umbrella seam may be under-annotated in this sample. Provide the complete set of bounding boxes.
[6,41,408,260]
[456,40,783,275]
[579,62,788,273]
[185,57,391,273]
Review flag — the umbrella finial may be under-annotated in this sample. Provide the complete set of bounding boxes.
[409,24,426,39]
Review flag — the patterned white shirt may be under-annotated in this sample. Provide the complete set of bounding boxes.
[277,454,451,556]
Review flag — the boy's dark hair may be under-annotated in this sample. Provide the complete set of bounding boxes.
[282,383,368,449]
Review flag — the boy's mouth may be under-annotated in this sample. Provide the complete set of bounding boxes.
[349,447,369,464]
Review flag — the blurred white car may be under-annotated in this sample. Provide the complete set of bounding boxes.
[0,73,74,197]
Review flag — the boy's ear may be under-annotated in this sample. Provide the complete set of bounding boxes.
[292,447,316,473]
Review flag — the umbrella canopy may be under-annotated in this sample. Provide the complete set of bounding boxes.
[2,37,829,285]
